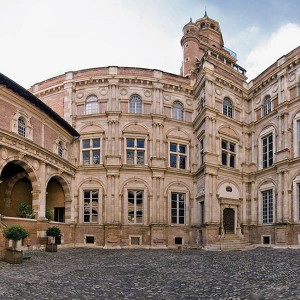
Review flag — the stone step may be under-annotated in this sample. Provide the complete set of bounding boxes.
[204,235,255,251]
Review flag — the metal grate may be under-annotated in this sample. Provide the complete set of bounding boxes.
[131,236,141,245]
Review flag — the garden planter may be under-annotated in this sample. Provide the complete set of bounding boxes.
[5,249,23,264]
[46,244,57,252]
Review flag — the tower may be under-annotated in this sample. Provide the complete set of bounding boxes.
[181,12,237,77]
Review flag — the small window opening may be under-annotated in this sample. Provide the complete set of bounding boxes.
[86,236,95,244]
[130,236,141,245]
[262,236,270,245]
[175,237,183,245]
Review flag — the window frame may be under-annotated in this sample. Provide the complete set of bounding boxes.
[58,141,63,158]
[262,189,273,224]
[125,137,146,165]
[81,136,102,165]
[171,192,186,225]
[172,101,184,121]
[221,139,236,168]
[18,117,26,137]
[83,189,99,223]
[129,94,143,114]
[199,138,204,165]
[85,95,99,115]
[262,133,273,168]
[262,95,272,116]
[223,97,233,118]
[169,141,189,170]
[127,190,144,224]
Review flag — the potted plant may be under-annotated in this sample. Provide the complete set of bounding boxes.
[18,202,35,219]
[3,225,29,264]
[45,226,61,252]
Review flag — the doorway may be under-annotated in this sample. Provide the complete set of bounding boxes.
[223,208,235,234]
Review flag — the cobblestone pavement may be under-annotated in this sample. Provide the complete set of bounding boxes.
[0,248,299,300]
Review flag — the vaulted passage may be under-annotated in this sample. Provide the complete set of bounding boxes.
[0,161,33,217]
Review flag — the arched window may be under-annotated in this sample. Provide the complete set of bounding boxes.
[129,95,142,114]
[18,117,26,137]
[85,95,98,115]
[172,101,184,120]
[58,141,63,157]
[262,95,271,116]
[223,97,233,118]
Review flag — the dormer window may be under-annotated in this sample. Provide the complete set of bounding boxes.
[172,101,184,121]
[18,117,26,137]
[129,94,142,114]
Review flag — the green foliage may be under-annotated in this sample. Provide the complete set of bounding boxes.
[46,207,53,221]
[3,225,29,250]
[18,202,35,219]
[46,226,61,237]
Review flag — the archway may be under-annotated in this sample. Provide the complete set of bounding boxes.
[46,177,66,222]
[0,162,33,217]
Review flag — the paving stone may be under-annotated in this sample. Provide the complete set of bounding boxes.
[0,248,299,299]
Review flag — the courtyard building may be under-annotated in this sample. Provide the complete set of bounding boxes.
[0,13,300,253]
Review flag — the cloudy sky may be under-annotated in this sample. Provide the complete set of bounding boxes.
[0,0,299,88]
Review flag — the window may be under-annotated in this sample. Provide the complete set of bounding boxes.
[200,201,205,225]
[172,101,184,120]
[126,138,145,165]
[262,95,271,116]
[171,192,185,224]
[85,95,98,114]
[262,134,273,168]
[221,140,236,168]
[129,94,142,114]
[297,121,300,156]
[83,190,99,223]
[262,190,273,223]
[223,97,233,118]
[18,117,26,137]
[128,190,143,224]
[58,141,63,157]
[169,143,187,169]
[82,138,101,165]
[298,184,300,220]
[199,139,204,165]
[298,84,300,97]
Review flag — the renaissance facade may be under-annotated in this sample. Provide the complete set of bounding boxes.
[0,13,300,253]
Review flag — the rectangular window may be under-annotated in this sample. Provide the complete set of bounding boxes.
[199,139,204,165]
[262,134,273,168]
[169,142,187,169]
[221,140,236,168]
[297,121,300,156]
[298,184,300,220]
[200,201,205,225]
[171,192,185,224]
[82,138,101,165]
[128,190,143,224]
[126,138,145,165]
[262,190,273,224]
[83,190,99,223]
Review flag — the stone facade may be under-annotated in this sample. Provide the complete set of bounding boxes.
[0,13,300,251]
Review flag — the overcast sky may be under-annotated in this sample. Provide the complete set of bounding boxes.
[1,0,299,88]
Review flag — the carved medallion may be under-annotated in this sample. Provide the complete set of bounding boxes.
[215,88,221,95]
[1,149,8,160]
[33,160,39,170]
[272,84,278,93]
[100,88,108,96]
[163,93,171,101]
[120,88,128,96]
[77,92,84,99]
[186,99,192,106]
[144,90,152,97]
[289,72,296,82]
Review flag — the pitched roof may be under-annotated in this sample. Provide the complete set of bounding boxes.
[0,73,79,137]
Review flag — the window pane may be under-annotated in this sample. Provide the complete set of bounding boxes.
[179,156,186,169]
[170,154,177,167]
[137,151,145,165]
[127,139,134,148]
[221,141,227,149]
[230,154,235,168]
[229,143,235,152]
[92,150,100,164]
[82,140,90,149]
[222,152,227,165]
[92,139,100,148]
[170,143,177,152]
[126,150,134,164]
[137,139,145,148]
[179,145,186,153]
[83,151,90,165]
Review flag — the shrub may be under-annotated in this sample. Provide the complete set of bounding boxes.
[18,202,35,219]
[46,226,61,237]
[3,225,29,250]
